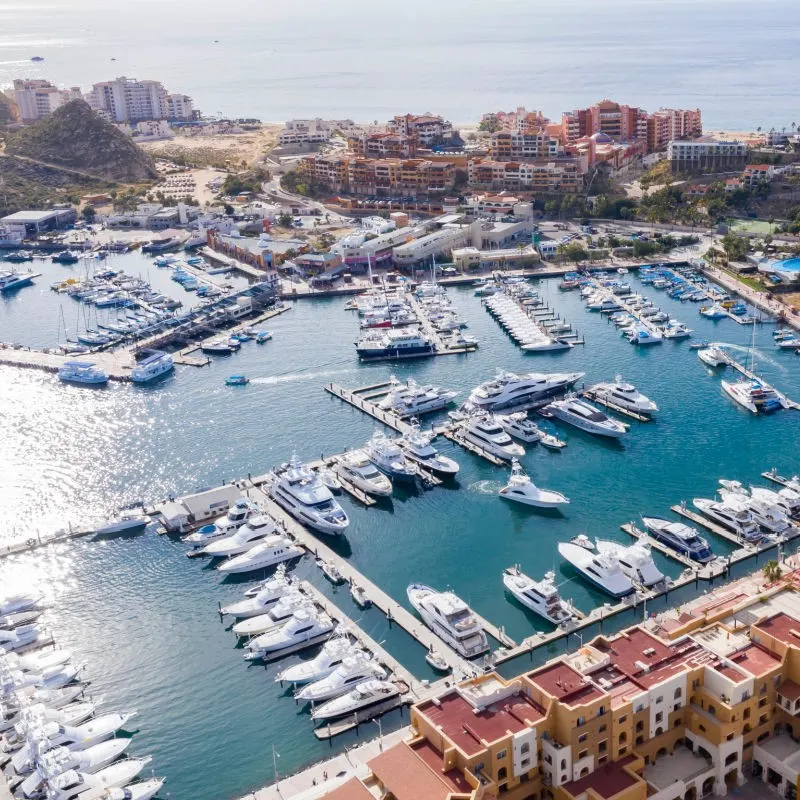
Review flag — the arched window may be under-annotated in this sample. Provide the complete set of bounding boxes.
[560,759,567,771]
[619,731,628,744]
[674,687,682,699]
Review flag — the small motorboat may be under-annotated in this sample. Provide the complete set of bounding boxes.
[698,346,729,367]
[93,510,150,539]
[316,466,342,492]
[499,459,569,508]
[688,340,711,350]
[317,558,345,584]
[425,647,450,672]
[225,375,249,386]
[350,583,371,608]
[256,331,273,343]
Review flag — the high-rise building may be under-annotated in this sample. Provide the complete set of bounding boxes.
[166,93,194,121]
[12,79,82,122]
[87,76,171,123]
[561,100,647,145]
[647,108,703,151]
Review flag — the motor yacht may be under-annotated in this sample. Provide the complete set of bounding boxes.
[545,396,627,438]
[463,415,525,460]
[698,346,729,367]
[295,653,386,702]
[355,328,436,361]
[350,583,371,608]
[310,679,401,721]
[365,432,418,483]
[586,297,621,312]
[130,350,173,383]
[499,459,569,508]
[640,517,713,563]
[595,540,664,587]
[182,499,258,545]
[376,378,458,417]
[93,510,150,538]
[0,594,40,616]
[0,624,43,651]
[692,498,762,542]
[246,608,334,658]
[718,484,791,533]
[232,591,311,636]
[276,636,360,685]
[5,647,71,673]
[0,609,42,632]
[48,758,151,800]
[202,515,278,557]
[334,451,393,496]
[700,304,727,319]
[200,338,235,355]
[57,361,108,386]
[502,567,578,625]
[587,378,658,415]
[269,455,349,535]
[220,565,296,617]
[216,535,304,574]
[558,542,634,597]
[721,378,787,414]
[662,322,692,339]
[628,328,663,345]
[748,485,800,517]
[400,426,459,477]
[406,584,489,658]
[102,778,165,800]
[468,370,584,411]
[495,412,543,442]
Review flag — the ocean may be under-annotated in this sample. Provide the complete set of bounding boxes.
[2,0,800,128]
[1,253,799,798]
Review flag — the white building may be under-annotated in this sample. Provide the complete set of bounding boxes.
[166,93,194,120]
[392,221,481,267]
[13,79,82,122]
[88,76,171,123]
[278,118,337,146]
[667,140,748,172]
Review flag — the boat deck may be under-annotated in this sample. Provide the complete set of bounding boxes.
[324,383,413,435]
[580,390,652,422]
[722,354,800,411]
[439,426,506,466]
[671,504,760,547]
[619,523,697,569]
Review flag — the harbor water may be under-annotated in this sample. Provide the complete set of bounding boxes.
[1,257,799,798]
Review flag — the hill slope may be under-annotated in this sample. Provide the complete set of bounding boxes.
[5,100,157,182]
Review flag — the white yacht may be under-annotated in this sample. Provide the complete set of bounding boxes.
[495,412,544,442]
[295,653,386,702]
[558,542,635,597]
[406,584,489,658]
[588,378,658,415]
[217,535,304,574]
[275,636,360,685]
[718,483,791,533]
[0,594,40,616]
[628,328,663,345]
[692,498,762,542]
[463,415,525,460]
[400,426,459,477]
[721,378,787,414]
[269,455,349,535]
[502,567,578,626]
[246,608,334,657]
[498,459,569,508]
[232,591,310,636]
[202,515,279,557]
[640,517,714,563]
[57,361,109,386]
[310,679,400,721]
[48,759,151,800]
[595,540,664,587]
[130,350,173,384]
[103,778,165,800]
[182,499,258,545]
[545,396,627,438]
[749,485,800,517]
[698,346,729,367]
[365,432,418,483]
[377,377,458,417]
[220,565,296,617]
[334,451,393,496]
[468,370,585,411]
[355,328,436,360]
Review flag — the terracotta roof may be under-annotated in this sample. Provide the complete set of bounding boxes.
[754,612,800,646]
[527,661,605,705]
[562,760,641,799]
[320,777,375,800]
[369,742,459,800]
[730,644,781,676]
[778,679,800,702]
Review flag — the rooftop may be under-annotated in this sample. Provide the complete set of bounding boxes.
[644,746,713,791]
[593,627,675,675]
[728,643,781,677]
[562,758,642,799]
[757,733,800,770]
[410,741,472,794]
[778,679,800,702]
[754,611,800,647]
[1,209,70,223]
[369,742,459,800]
[526,661,605,706]
[319,777,375,800]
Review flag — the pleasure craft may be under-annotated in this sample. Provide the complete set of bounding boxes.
[101,777,166,800]
[0,624,43,651]
[538,429,567,449]
[202,515,278,557]
[365,432,418,483]
[718,484,791,533]
[400,427,459,477]
[698,346,728,367]
[355,328,436,360]
[217,535,304,574]
[425,648,449,672]
[276,636,361,685]
[246,608,334,657]
[545,396,627,438]
[5,648,72,674]
[468,370,584,412]
[588,378,658,415]
[57,362,108,386]
[721,378,787,414]
[662,322,693,339]
[310,679,401,721]
[93,510,149,539]
[350,583,371,608]
[318,559,345,584]
[463,415,525,460]
[0,595,40,616]
[640,517,714,563]
[406,584,489,658]
[0,609,42,630]
[503,567,578,625]
[182,499,258,545]
[628,328,663,345]
[495,412,544,442]
[76,331,112,347]
[558,542,634,597]
[0,270,35,293]
[48,758,151,800]
[232,591,310,636]
[700,304,727,319]
[692,498,762,542]
[748,485,800,517]
[269,456,349,535]
[595,540,664,587]
[586,297,621,312]
[11,662,82,690]
[295,653,386,702]
[376,378,458,417]
[200,337,235,355]
[3,685,84,713]
[130,350,173,383]
[334,451,393,497]
[499,459,569,508]
[220,566,295,617]
[315,465,341,492]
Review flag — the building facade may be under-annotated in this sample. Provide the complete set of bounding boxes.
[468,157,583,193]
[12,79,82,122]
[667,140,749,173]
[647,108,703,151]
[387,113,456,148]
[88,76,172,122]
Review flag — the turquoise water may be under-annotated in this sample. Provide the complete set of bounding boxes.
[776,257,800,273]
[1,261,799,798]
[2,0,800,128]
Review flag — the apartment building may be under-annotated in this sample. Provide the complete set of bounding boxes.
[468,158,583,193]
[647,108,703,151]
[667,140,749,173]
[314,592,800,800]
[348,133,416,159]
[561,100,648,145]
[166,93,194,121]
[481,108,551,133]
[490,131,562,161]
[12,79,82,122]
[277,118,336,146]
[388,113,455,148]
[88,76,173,122]
[741,164,775,189]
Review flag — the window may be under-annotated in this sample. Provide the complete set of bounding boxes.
[578,734,587,744]
[598,705,606,716]
[699,724,706,733]
[708,704,716,716]
[727,733,735,741]
[497,750,507,761]
[599,740,607,753]
[545,755,552,765]
[598,755,608,765]
[759,697,769,708]
[760,683,767,695]
[576,716,585,727]
[560,759,567,771]
[619,732,627,744]
[725,753,737,766]
[674,718,682,728]
[619,746,627,756]
[760,714,769,725]
[636,735,644,745]
[674,688,682,699]
[521,758,530,769]
[743,708,750,720]
[578,749,588,760]
[598,724,607,734]
[520,743,530,755]
[618,715,627,725]
[636,720,644,732]
[498,767,508,782]
[655,712,663,724]
[655,695,663,704]
[692,679,700,690]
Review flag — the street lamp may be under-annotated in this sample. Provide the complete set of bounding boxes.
[373,718,383,751]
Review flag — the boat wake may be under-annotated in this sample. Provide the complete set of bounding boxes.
[468,480,505,495]
[714,342,786,372]
[251,367,357,386]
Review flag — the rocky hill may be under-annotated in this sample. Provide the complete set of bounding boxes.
[5,100,157,182]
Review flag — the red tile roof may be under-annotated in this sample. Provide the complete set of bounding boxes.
[320,777,375,800]
[527,661,605,705]
[754,612,800,647]
[562,760,642,799]
[369,742,460,800]
[778,679,800,702]
[729,644,781,676]
[411,741,472,793]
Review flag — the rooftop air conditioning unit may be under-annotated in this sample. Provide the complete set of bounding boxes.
[634,660,650,673]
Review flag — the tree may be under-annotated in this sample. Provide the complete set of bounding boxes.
[223,203,235,216]
[763,560,782,584]
[563,243,588,262]
[278,212,294,228]
[721,232,750,262]
[82,204,96,222]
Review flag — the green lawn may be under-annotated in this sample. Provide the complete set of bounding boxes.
[728,218,776,235]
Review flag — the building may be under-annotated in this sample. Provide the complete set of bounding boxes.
[0,208,77,235]
[481,107,551,134]
[158,485,243,533]
[741,164,775,189]
[561,100,648,145]
[387,113,456,148]
[647,108,703,151]
[348,133,416,159]
[392,220,481,267]
[468,157,584,193]
[490,130,562,161]
[278,118,334,146]
[166,93,194,120]
[88,76,172,122]
[667,140,749,173]
[334,226,418,269]
[12,79,82,122]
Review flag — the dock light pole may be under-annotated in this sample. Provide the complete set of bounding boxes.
[373,718,384,751]
[571,631,583,648]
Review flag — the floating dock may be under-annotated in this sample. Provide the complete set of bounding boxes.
[762,470,799,489]
[404,292,478,356]
[324,383,412,435]
[0,346,134,381]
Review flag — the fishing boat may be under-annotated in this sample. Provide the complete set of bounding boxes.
[498,459,569,508]
[350,583,371,608]
[93,510,150,538]
[57,361,108,386]
[425,647,449,672]
[317,558,345,584]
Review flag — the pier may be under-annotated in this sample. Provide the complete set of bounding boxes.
[0,344,134,381]
[762,469,799,489]
[403,292,479,356]
[580,389,652,422]
[670,504,754,547]
[439,425,506,466]
[720,352,800,411]
[0,523,97,560]
[324,383,413,435]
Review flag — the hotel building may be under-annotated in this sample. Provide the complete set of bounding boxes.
[12,79,82,122]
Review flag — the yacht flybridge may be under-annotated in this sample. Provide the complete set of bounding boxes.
[545,396,628,438]
[463,415,525,460]
[587,378,658,415]
[594,540,665,587]
[558,542,635,597]
[400,425,459,477]
[502,566,579,626]
[201,515,279,557]
[468,370,585,412]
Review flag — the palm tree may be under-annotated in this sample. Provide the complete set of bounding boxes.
[763,559,782,584]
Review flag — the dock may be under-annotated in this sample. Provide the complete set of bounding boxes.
[0,523,97,560]
[762,469,799,489]
[324,383,413,435]
[0,345,134,381]
[722,353,800,411]
[620,523,697,570]
[313,694,408,740]
[404,292,478,356]
[671,504,758,548]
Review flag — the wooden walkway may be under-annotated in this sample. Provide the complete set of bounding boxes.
[324,383,412,435]
[762,470,799,489]
[0,525,96,560]
[440,426,505,466]
[581,390,651,422]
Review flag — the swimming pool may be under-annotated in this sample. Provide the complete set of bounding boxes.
[777,257,800,272]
